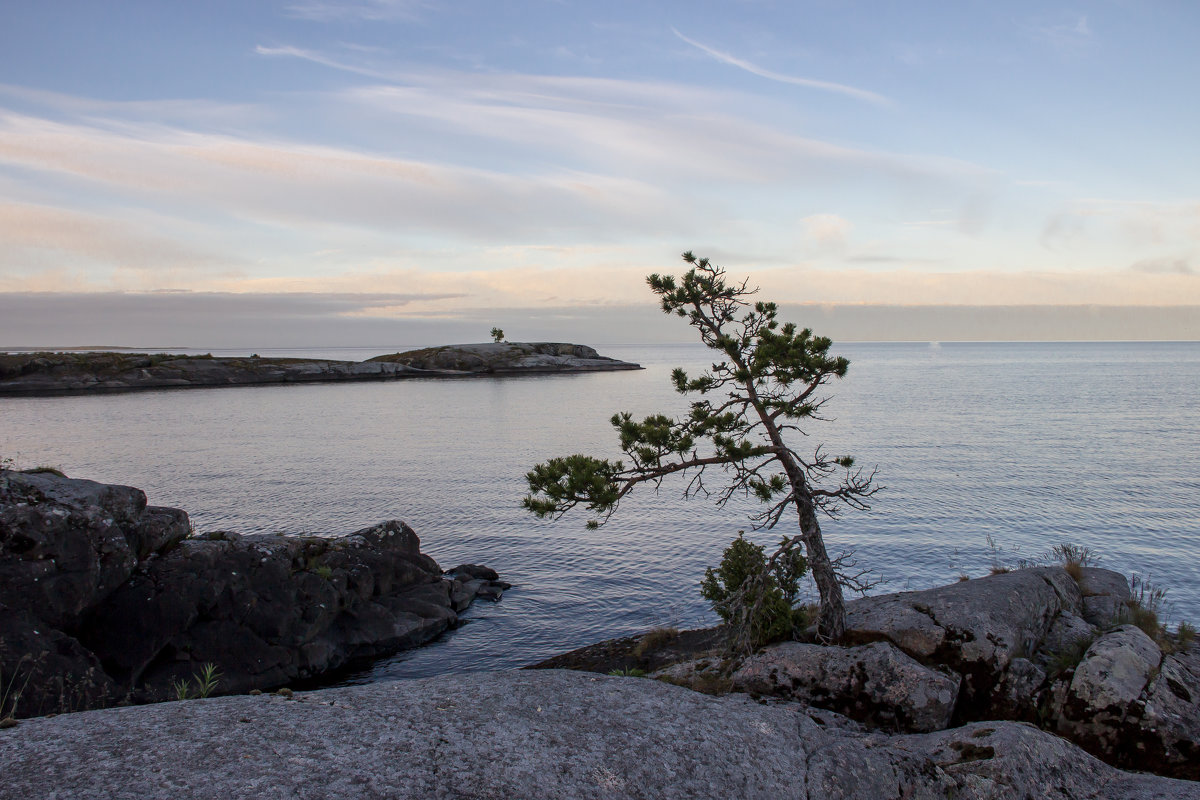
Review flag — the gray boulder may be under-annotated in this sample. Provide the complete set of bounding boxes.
[731,640,961,732]
[844,567,1081,719]
[0,670,1193,800]
[1038,611,1099,671]
[1078,566,1134,627]
[1053,625,1200,779]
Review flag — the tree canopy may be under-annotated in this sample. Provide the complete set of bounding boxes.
[523,252,878,641]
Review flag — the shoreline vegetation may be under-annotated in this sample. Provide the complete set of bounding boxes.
[0,342,642,396]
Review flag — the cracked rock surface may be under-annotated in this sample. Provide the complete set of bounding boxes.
[0,670,1192,800]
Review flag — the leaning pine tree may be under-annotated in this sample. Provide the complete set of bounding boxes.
[523,252,878,644]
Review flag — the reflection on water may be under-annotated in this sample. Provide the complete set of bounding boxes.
[2,341,1198,682]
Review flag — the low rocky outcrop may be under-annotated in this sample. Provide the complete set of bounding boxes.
[0,469,506,717]
[1051,625,1200,779]
[0,670,1193,799]
[542,566,1200,782]
[730,640,961,732]
[0,343,641,395]
[842,566,1081,721]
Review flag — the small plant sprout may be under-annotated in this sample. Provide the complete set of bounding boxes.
[607,668,646,678]
[171,678,195,701]
[195,663,221,698]
[1,654,35,722]
[171,662,221,701]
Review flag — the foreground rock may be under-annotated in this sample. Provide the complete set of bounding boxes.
[0,342,640,395]
[0,670,1190,800]
[541,567,1200,782]
[842,566,1082,721]
[731,640,961,732]
[0,469,505,716]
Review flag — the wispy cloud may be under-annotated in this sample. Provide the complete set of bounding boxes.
[284,0,431,23]
[254,45,396,82]
[670,28,890,107]
[801,213,852,249]
[1030,14,1095,56]
[0,110,684,245]
[1131,256,1194,275]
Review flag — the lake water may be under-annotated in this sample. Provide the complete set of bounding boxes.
[2,341,1198,683]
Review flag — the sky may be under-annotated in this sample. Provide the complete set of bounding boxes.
[1,0,1198,346]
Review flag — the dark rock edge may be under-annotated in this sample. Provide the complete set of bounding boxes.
[0,468,507,716]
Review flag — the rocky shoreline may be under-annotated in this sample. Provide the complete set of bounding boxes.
[2,468,1197,797]
[532,567,1200,783]
[0,468,506,715]
[0,342,641,395]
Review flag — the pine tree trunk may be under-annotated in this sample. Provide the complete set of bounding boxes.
[795,499,846,641]
[756,413,849,640]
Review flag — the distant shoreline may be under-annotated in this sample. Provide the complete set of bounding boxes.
[0,342,642,397]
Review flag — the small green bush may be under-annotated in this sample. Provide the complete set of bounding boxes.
[607,668,646,678]
[700,533,808,648]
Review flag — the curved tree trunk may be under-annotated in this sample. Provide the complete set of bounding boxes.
[773,445,847,640]
[795,497,846,641]
[750,401,849,640]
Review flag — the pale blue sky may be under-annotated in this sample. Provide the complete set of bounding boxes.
[1,1,1198,344]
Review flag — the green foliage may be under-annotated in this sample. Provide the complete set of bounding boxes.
[490,327,505,343]
[314,565,333,581]
[1177,621,1196,648]
[522,454,623,525]
[171,678,194,701]
[607,667,647,677]
[700,534,808,647]
[172,662,221,701]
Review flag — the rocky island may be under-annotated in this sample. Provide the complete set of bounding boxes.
[0,342,641,395]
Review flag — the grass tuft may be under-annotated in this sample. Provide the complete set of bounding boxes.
[632,627,680,659]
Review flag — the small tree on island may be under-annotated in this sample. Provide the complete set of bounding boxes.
[491,327,505,343]
[523,251,878,644]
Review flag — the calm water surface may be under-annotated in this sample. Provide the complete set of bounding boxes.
[2,341,1197,682]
